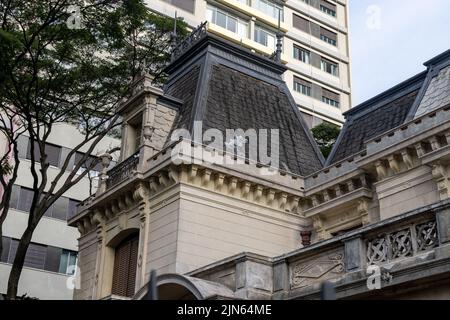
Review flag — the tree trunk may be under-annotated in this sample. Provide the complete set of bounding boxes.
[6,224,35,299]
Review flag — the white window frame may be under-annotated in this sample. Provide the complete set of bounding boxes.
[207,5,249,38]
[294,46,310,64]
[254,25,277,50]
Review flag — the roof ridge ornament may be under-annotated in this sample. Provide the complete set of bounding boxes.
[271,10,283,63]
[171,21,208,62]
[170,11,178,50]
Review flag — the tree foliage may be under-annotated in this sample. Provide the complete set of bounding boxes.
[311,122,341,159]
[0,0,187,299]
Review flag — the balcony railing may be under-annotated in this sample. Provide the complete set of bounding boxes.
[106,151,139,189]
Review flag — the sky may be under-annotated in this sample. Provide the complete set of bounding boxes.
[349,0,450,105]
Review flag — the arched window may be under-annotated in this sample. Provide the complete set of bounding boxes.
[111,233,139,297]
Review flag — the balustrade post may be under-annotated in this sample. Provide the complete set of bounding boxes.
[436,208,450,245]
[344,236,365,272]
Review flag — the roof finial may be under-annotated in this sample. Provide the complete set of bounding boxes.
[274,10,283,63]
[171,11,178,49]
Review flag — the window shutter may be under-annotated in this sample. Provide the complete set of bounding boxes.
[310,21,321,38]
[320,27,337,42]
[320,0,336,12]
[24,243,47,269]
[294,76,312,88]
[322,88,340,101]
[26,141,61,167]
[163,0,195,14]
[293,14,310,33]
[18,187,34,212]
[310,52,322,69]
[127,237,139,297]
[111,234,139,298]
[68,199,80,220]
[45,246,63,273]
[52,197,69,221]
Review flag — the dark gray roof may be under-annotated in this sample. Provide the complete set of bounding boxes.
[328,89,419,164]
[327,48,450,166]
[162,31,324,176]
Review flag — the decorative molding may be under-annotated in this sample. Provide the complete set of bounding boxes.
[291,250,344,289]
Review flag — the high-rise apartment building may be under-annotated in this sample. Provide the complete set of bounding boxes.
[149,0,351,127]
[0,123,119,299]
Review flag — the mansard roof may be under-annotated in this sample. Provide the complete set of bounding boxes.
[327,48,450,166]
[161,24,324,176]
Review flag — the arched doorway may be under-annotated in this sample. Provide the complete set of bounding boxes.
[111,233,139,298]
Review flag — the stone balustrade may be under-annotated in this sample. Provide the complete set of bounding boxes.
[186,200,450,299]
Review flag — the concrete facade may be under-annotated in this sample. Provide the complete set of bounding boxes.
[147,0,351,126]
[0,123,119,299]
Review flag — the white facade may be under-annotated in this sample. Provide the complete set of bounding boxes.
[0,123,119,299]
[147,0,352,126]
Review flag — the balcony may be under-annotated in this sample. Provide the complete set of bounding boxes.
[106,151,140,190]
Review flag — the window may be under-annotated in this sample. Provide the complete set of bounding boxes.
[254,0,283,20]
[293,46,310,64]
[254,26,276,50]
[322,96,340,108]
[320,28,337,46]
[162,0,195,14]
[17,186,34,212]
[320,4,336,17]
[294,77,312,96]
[320,34,337,46]
[1,237,78,275]
[293,14,310,34]
[59,250,78,275]
[206,6,249,38]
[322,88,340,108]
[13,185,77,221]
[74,152,102,172]
[68,199,80,220]
[111,233,139,298]
[26,140,61,167]
[321,58,339,76]
[320,1,337,17]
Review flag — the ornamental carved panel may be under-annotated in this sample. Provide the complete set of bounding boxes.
[290,249,345,289]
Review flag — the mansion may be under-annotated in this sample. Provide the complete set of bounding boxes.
[69,24,450,300]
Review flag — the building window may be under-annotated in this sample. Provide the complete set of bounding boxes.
[320,34,336,46]
[320,28,337,46]
[322,88,340,108]
[320,4,336,17]
[254,0,283,20]
[26,140,61,167]
[321,58,339,76]
[254,26,276,50]
[206,5,249,38]
[322,96,340,108]
[59,249,78,275]
[1,237,76,275]
[162,0,195,14]
[293,46,310,64]
[12,185,78,221]
[74,152,102,172]
[294,77,312,96]
[111,233,139,298]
